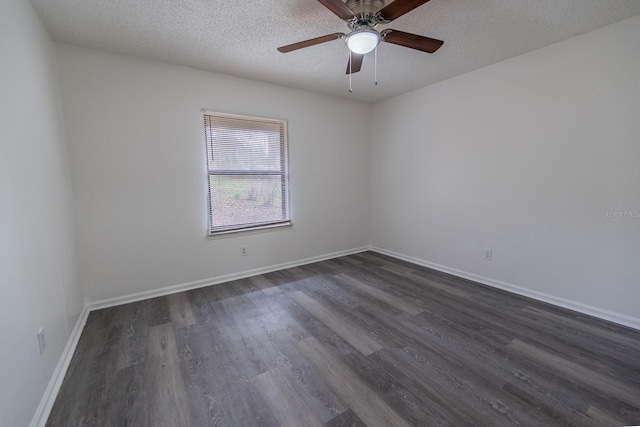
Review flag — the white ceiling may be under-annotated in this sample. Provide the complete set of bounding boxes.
[30,0,640,103]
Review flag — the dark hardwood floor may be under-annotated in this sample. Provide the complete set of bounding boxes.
[46,251,640,426]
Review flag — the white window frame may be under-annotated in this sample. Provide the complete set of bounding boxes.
[204,111,291,235]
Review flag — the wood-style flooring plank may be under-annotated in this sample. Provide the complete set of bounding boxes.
[339,349,463,426]
[233,314,346,423]
[147,296,171,326]
[296,336,413,427]
[116,301,149,370]
[379,263,476,301]
[333,273,423,315]
[147,323,190,427]
[290,291,384,356]
[391,310,595,425]
[507,338,640,408]
[377,346,528,426]
[173,325,226,426]
[324,408,367,427]
[103,364,149,426]
[584,405,623,426]
[249,274,282,295]
[336,254,366,266]
[306,282,412,351]
[167,292,197,329]
[520,305,640,368]
[254,369,324,427]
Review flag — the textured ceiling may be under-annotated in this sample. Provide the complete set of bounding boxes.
[30,0,640,103]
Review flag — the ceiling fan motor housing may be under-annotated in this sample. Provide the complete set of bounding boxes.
[345,0,386,15]
[345,0,390,30]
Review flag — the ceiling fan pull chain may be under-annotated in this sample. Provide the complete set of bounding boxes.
[374,45,378,86]
[349,53,353,93]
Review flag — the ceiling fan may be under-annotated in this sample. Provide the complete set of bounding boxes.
[277,0,443,75]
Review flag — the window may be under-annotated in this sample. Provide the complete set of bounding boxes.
[204,112,290,235]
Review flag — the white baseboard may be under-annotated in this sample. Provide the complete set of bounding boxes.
[371,246,640,331]
[87,246,370,311]
[30,304,90,427]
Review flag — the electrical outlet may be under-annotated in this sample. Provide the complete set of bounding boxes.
[484,248,492,261]
[241,246,247,257]
[37,327,46,354]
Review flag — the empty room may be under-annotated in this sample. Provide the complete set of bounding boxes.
[2,0,640,426]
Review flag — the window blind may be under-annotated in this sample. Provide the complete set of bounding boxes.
[204,112,290,234]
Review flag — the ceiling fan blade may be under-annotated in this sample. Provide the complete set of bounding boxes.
[346,52,364,74]
[277,33,344,53]
[317,0,356,20]
[378,0,431,22]
[382,29,443,53]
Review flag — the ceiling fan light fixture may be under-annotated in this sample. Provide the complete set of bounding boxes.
[346,29,380,54]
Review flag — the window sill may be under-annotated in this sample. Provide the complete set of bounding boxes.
[207,221,292,239]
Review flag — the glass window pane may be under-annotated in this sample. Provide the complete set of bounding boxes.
[209,175,285,229]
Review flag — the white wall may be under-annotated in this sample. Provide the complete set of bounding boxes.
[0,1,83,426]
[57,45,371,302]
[371,15,640,326]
